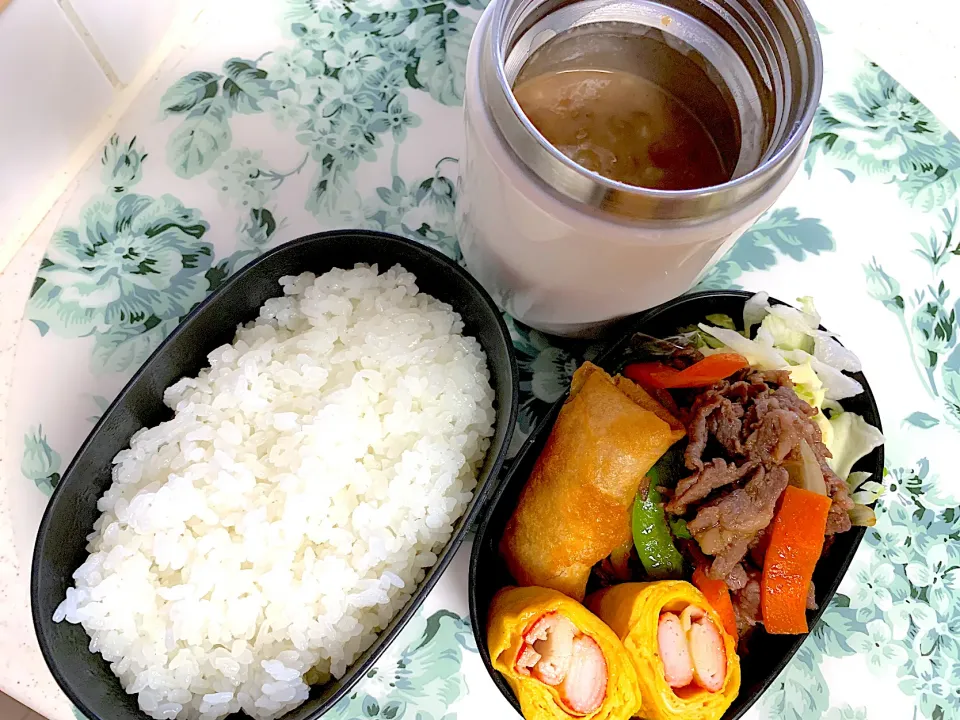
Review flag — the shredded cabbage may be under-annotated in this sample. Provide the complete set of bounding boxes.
[814,335,862,373]
[788,361,833,448]
[698,323,786,370]
[705,313,738,330]
[784,349,864,400]
[796,295,822,328]
[849,504,877,527]
[701,293,876,450]
[761,306,815,353]
[828,411,885,479]
[810,357,864,400]
[743,292,770,334]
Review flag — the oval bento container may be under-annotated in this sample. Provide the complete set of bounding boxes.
[469,290,884,720]
[31,230,519,720]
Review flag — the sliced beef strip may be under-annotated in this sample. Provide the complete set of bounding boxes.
[732,568,763,638]
[824,473,854,535]
[743,408,805,465]
[770,384,814,414]
[748,526,771,567]
[666,458,757,515]
[707,398,744,456]
[826,503,853,535]
[666,343,705,369]
[806,581,818,611]
[756,369,795,387]
[684,371,804,472]
[684,392,726,471]
[688,465,790,580]
[676,366,855,569]
[725,562,749,592]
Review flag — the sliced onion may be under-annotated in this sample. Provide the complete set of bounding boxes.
[845,470,873,491]
[849,504,877,527]
[785,439,827,495]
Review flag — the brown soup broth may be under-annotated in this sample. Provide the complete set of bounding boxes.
[513,68,731,191]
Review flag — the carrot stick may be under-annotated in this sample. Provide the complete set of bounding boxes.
[653,353,748,389]
[761,485,832,634]
[623,362,679,389]
[692,567,739,640]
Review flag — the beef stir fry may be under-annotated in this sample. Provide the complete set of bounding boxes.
[591,297,883,644]
[666,368,853,636]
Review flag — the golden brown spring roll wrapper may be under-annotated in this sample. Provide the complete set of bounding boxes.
[500,363,685,600]
[488,586,643,720]
[586,581,741,720]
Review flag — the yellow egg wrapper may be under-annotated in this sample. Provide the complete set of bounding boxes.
[488,586,643,720]
[586,581,740,720]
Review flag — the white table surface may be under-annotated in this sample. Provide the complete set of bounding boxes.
[0,1,958,718]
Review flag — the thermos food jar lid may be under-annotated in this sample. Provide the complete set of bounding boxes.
[476,0,823,222]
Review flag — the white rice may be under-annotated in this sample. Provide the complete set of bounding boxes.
[53,264,496,720]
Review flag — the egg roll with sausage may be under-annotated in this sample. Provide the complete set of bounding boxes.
[500,362,685,601]
[586,581,740,720]
[488,586,643,720]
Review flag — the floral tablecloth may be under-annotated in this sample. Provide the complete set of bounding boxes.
[6,1,960,719]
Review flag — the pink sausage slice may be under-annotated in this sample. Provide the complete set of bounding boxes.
[687,614,727,692]
[657,612,694,688]
[530,614,577,686]
[559,635,608,714]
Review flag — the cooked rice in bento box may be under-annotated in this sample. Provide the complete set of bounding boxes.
[54,264,496,720]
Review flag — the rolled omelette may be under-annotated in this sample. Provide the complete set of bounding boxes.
[586,581,741,720]
[488,586,643,720]
[500,362,685,601]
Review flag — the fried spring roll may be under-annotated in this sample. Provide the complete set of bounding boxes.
[488,586,643,720]
[500,362,685,601]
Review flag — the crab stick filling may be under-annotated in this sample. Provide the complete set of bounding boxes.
[657,605,726,693]
[515,612,608,714]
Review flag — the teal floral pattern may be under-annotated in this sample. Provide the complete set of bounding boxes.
[327,609,476,720]
[358,153,461,260]
[28,190,213,372]
[100,134,146,193]
[21,426,61,496]
[760,459,960,720]
[12,4,960,720]
[163,0,483,220]
[697,207,835,290]
[865,206,960,430]
[806,60,960,210]
[26,133,284,374]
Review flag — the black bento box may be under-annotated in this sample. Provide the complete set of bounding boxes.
[469,290,884,720]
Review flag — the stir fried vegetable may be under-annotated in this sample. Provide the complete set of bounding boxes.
[692,567,739,640]
[828,411,885,479]
[761,486,832,634]
[632,446,686,579]
[705,294,885,533]
[624,362,677,389]
[783,439,827,496]
[624,353,748,390]
[632,486,684,580]
[848,504,877,527]
[657,354,748,389]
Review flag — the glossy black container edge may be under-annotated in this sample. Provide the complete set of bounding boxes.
[469,290,884,720]
[31,230,520,720]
